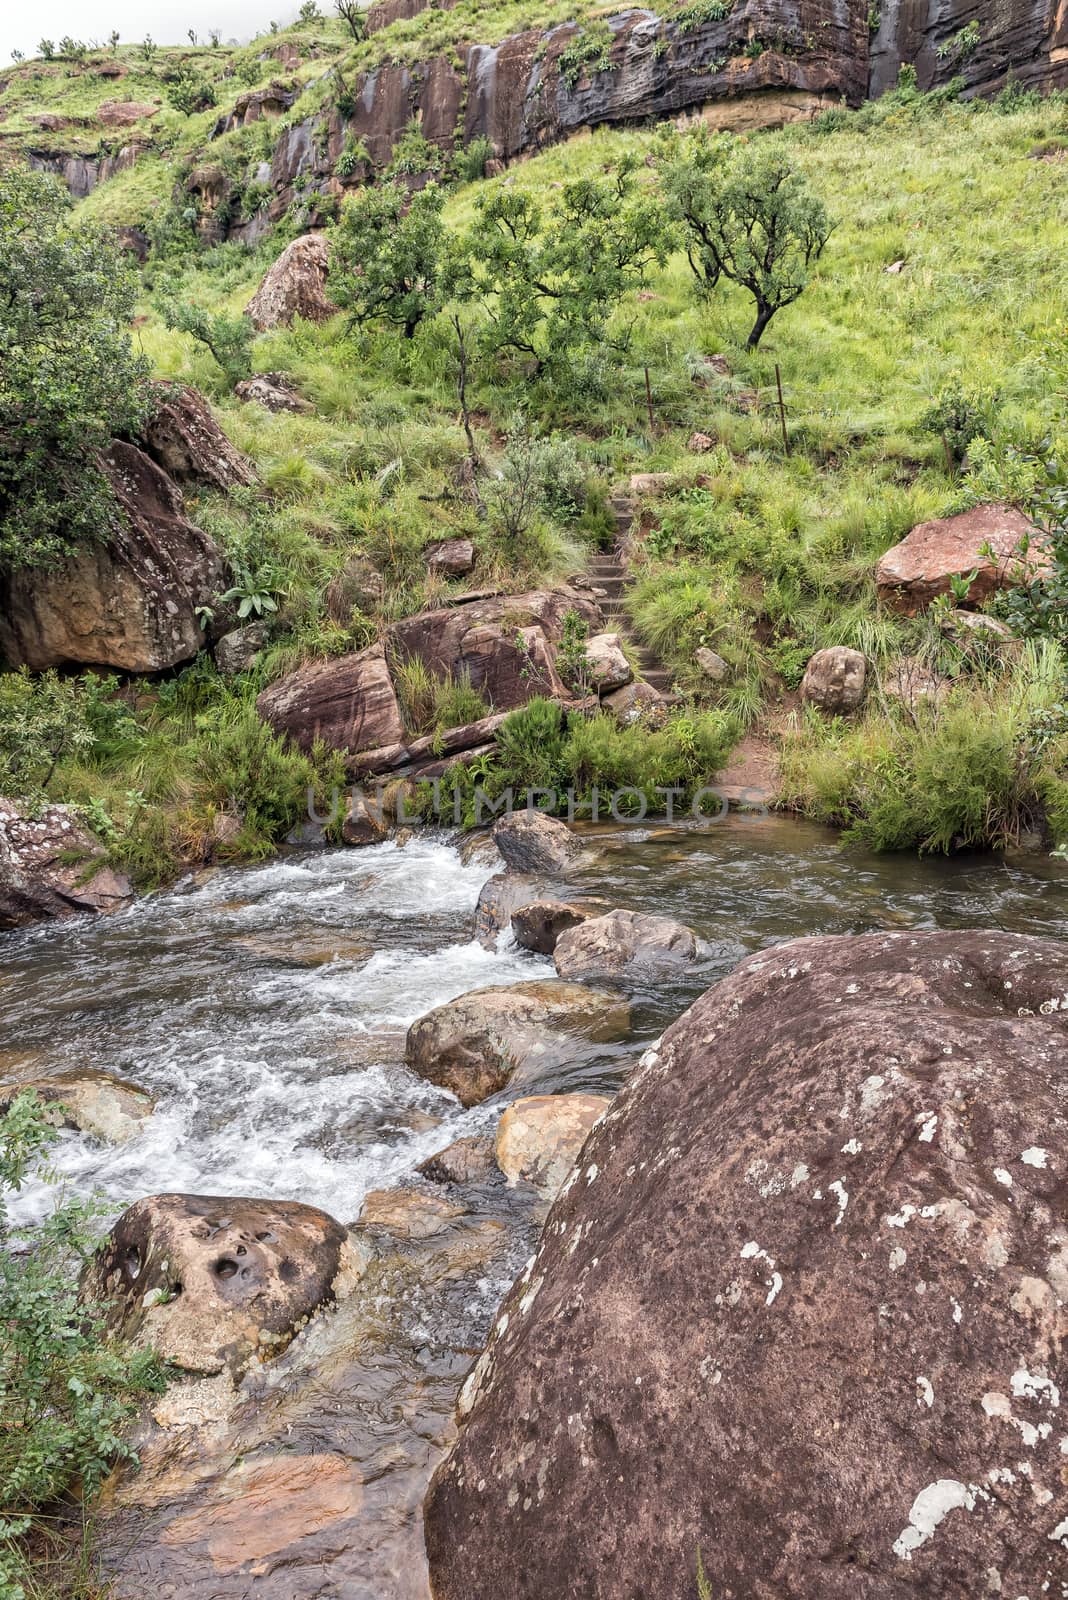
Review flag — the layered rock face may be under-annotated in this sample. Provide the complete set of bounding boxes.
[426,930,1068,1600]
[0,442,226,672]
[870,0,1068,99]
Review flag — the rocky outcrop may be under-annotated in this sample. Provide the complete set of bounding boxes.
[870,0,1068,100]
[405,980,630,1106]
[83,1192,357,1378]
[492,812,581,875]
[139,382,257,493]
[511,900,591,955]
[875,504,1045,614]
[495,1092,610,1201]
[0,801,133,930]
[324,555,385,622]
[26,143,142,200]
[0,442,227,672]
[0,1068,153,1143]
[799,645,867,711]
[553,907,704,983]
[256,642,406,757]
[584,632,632,691]
[244,233,337,330]
[418,1134,497,1186]
[425,929,1068,1600]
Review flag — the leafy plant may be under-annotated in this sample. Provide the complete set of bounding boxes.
[219,559,287,620]
[557,22,615,90]
[920,381,997,468]
[331,181,447,340]
[0,671,97,803]
[158,297,254,387]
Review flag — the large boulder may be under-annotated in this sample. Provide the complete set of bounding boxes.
[426,538,475,578]
[492,812,580,874]
[511,900,591,955]
[0,442,227,672]
[799,646,867,712]
[256,641,405,758]
[244,233,338,330]
[0,801,133,930]
[584,632,632,691]
[495,1092,610,1202]
[0,1068,152,1144]
[553,908,703,983]
[139,382,257,493]
[875,504,1046,614]
[83,1193,359,1378]
[405,980,630,1107]
[425,930,1068,1600]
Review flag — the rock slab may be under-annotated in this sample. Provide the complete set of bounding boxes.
[0,800,133,930]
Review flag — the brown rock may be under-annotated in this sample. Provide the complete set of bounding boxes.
[602,679,669,723]
[875,504,1046,614]
[357,1184,466,1238]
[511,900,591,956]
[799,645,867,712]
[0,800,133,930]
[233,372,313,413]
[418,1135,497,1187]
[256,642,405,758]
[0,442,226,672]
[687,430,715,452]
[695,645,730,683]
[584,632,632,691]
[0,1069,153,1144]
[230,930,371,967]
[426,537,475,578]
[426,930,1068,1600]
[404,980,630,1107]
[495,1092,610,1200]
[140,382,257,493]
[475,872,541,948]
[245,233,337,330]
[83,1192,356,1378]
[628,472,675,497]
[492,812,580,875]
[553,908,704,984]
[341,788,389,846]
[97,100,159,126]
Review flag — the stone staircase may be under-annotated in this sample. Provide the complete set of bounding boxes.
[587,495,675,697]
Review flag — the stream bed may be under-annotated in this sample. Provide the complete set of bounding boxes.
[3,815,1068,1595]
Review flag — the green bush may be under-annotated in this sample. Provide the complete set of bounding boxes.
[0,671,97,804]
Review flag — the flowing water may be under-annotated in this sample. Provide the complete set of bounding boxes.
[3,816,1068,1594]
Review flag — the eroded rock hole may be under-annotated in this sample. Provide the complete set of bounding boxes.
[215,1257,240,1279]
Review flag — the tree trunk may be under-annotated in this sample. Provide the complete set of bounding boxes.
[747,303,775,350]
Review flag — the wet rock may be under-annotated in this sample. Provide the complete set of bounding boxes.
[234,371,313,413]
[495,1092,610,1201]
[695,646,730,682]
[83,1193,357,1378]
[0,442,226,672]
[0,1069,153,1144]
[418,1135,497,1187]
[475,872,540,947]
[245,233,337,330]
[342,788,389,846]
[426,537,475,578]
[214,622,270,675]
[230,930,372,967]
[405,980,630,1107]
[139,382,257,494]
[425,929,1068,1600]
[511,900,591,956]
[357,1184,467,1239]
[324,555,385,623]
[799,645,867,712]
[0,800,133,930]
[492,812,580,875]
[584,632,631,691]
[875,504,1046,614]
[553,908,703,984]
[256,641,405,758]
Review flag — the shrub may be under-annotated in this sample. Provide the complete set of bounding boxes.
[158,297,254,387]
[0,671,96,803]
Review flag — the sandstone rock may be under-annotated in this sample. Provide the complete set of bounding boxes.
[553,908,704,984]
[457,621,567,709]
[628,472,675,497]
[495,1092,610,1201]
[799,645,867,712]
[231,930,372,967]
[234,372,313,413]
[83,1193,356,1378]
[426,537,475,578]
[511,900,591,956]
[475,872,540,948]
[405,980,630,1107]
[687,430,715,452]
[602,678,669,723]
[245,233,337,330]
[492,812,580,875]
[214,622,270,675]
[875,504,1046,614]
[426,930,1068,1600]
[0,1069,152,1144]
[256,642,405,758]
[940,608,1015,641]
[140,382,257,493]
[0,800,133,930]
[418,1135,497,1187]
[357,1184,466,1239]
[584,632,632,691]
[324,554,385,622]
[97,100,159,126]
[695,645,730,682]
[342,788,389,846]
[0,442,226,672]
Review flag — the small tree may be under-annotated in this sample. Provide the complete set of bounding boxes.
[330,180,447,339]
[0,168,149,569]
[298,0,323,21]
[37,38,56,59]
[661,134,834,348]
[159,297,254,387]
[334,0,366,41]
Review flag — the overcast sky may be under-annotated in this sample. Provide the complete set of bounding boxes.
[2,2,297,63]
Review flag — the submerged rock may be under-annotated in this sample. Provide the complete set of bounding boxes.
[0,800,133,930]
[84,1193,359,1379]
[0,1068,152,1143]
[495,1093,610,1202]
[425,929,1068,1600]
[357,1184,467,1239]
[405,980,630,1107]
[553,908,704,984]
[492,812,580,875]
